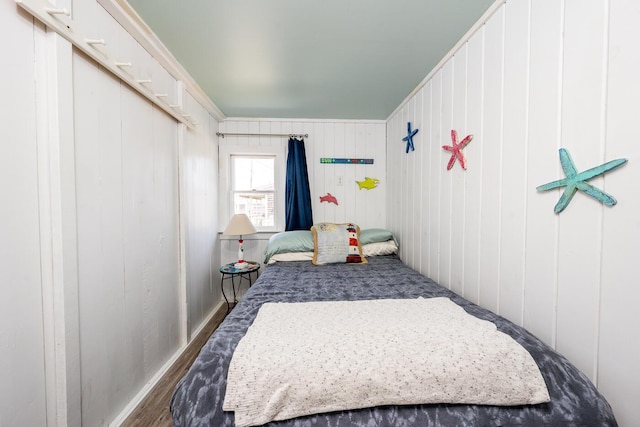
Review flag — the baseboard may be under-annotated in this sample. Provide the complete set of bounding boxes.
[109,301,225,426]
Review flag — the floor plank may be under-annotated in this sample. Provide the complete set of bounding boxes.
[121,306,227,427]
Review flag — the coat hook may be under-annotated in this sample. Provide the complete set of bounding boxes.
[45,8,70,16]
[155,93,169,98]
[115,62,132,67]
[86,38,106,46]
[137,79,152,84]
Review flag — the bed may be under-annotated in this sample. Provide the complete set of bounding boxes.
[170,227,617,427]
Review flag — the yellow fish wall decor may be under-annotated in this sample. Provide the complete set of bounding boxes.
[356,177,380,190]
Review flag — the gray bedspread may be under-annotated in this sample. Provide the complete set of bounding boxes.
[170,255,617,426]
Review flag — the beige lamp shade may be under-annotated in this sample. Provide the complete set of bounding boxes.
[223,213,257,236]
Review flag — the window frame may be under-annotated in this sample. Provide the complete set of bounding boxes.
[219,145,286,232]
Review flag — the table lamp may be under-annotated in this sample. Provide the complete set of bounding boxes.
[223,213,257,269]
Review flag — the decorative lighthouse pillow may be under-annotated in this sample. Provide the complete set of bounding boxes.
[311,223,367,265]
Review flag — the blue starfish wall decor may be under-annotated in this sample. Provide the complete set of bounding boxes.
[536,148,627,213]
[402,122,419,153]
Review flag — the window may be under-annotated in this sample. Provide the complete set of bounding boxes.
[219,145,285,232]
[231,155,275,228]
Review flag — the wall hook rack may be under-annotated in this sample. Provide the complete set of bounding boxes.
[15,0,196,130]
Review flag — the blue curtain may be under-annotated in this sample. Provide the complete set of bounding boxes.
[285,137,313,231]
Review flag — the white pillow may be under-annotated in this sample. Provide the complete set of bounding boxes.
[268,252,314,264]
[362,240,398,257]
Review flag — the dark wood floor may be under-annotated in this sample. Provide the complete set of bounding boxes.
[122,306,227,427]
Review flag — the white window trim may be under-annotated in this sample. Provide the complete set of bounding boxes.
[219,145,286,232]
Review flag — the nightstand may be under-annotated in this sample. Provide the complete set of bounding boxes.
[220,261,260,312]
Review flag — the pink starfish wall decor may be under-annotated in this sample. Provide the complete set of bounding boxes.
[442,129,473,170]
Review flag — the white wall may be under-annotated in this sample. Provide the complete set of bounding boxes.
[0,3,47,426]
[386,0,640,425]
[218,119,387,268]
[183,99,220,337]
[1,1,221,426]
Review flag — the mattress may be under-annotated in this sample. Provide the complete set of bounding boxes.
[170,255,617,426]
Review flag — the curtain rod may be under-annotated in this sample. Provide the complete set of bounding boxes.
[216,132,308,139]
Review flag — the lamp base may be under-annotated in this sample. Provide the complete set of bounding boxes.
[234,261,249,269]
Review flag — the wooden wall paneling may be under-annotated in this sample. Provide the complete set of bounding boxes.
[428,73,443,283]
[72,0,97,35]
[363,122,378,228]
[371,123,386,228]
[404,104,413,263]
[377,123,386,228]
[438,59,454,289]
[498,0,530,326]
[412,98,421,269]
[184,126,197,329]
[523,0,563,348]
[73,54,117,426]
[334,123,348,222]
[420,83,433,278]
[343,121,355,224]
[0,4,47,425]
[389,113,400,257]
[148,59,177,110]
[258,121,271,147]
[94,61,130,420]
[413,89,425,272]
[386,115,399,244]
[477,7,505,314]
[311,121,324,222]
[302,121,315,223]
[185,107,218,333]
[462,28,485,305]
[356,123,367,227]
[386,0,640,422]
[404,98,416,269]
[351,123,364,226]
[390,112,400,257]
[247,121,260,148]
[95,11,141,418]
[598,1,640,422]
[120,76,158,419]
[176,118,189,343]
[237,121,250,149]
[149,106,180,370]
[450,48,468,296]
[343,123,357,223]
[555,0,607,382]
[398,106,408,261]
[323,122,336,224]
[393,113,403,243]
[116,15,143,90]
[35,12,82,425]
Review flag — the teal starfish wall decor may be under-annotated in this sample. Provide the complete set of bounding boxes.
[536,148,627,213]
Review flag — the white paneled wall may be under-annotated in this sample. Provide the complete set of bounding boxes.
[2,1,220,426]
[0,2,47,426]
[183,95,220,337]
[386,0,640,425]
[218,119,386,271]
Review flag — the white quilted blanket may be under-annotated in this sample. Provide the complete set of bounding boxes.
[223,297,550,427]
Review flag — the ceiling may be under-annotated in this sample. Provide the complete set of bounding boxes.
[126,0,495,120]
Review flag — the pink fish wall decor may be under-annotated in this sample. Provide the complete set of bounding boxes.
[319,193,339,205]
